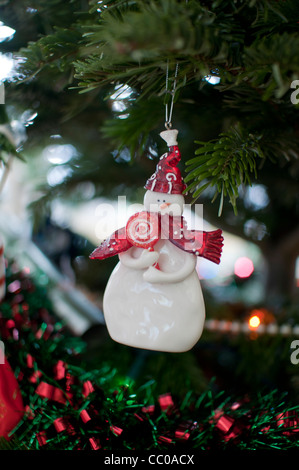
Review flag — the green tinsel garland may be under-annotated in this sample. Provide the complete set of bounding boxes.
[0,261,299,451]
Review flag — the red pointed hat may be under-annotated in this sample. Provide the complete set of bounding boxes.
[144,129,186,195]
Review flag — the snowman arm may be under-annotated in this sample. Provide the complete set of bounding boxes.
[143,252,197,284]
[119,248,159,270]
[89,227,132,260]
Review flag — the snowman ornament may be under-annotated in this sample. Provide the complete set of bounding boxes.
[90,129,223,352]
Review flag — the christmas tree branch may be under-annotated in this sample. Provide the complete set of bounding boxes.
[6,0,299,223]
[184,125,265,215]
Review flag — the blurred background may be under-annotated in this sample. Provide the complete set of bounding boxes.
[0,0,299,405]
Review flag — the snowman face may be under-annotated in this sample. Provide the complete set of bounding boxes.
[143,190,184,216]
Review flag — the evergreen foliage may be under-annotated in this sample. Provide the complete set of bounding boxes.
[1,0,299,296]
[1,1,299,451]
[3,0,297,213]
[185,126,265,215]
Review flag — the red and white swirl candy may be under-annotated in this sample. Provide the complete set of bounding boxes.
[126,211,160,249]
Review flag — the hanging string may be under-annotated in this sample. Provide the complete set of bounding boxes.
[165,60,179,130]
[164,0,186,128]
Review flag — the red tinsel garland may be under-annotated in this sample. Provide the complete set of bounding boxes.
[0,263,299,450]
[0,359,24,440]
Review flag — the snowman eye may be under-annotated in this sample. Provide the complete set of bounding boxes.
[157,199,160,202]
[163,199,166,203]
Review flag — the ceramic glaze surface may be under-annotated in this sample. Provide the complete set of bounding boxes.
[92,130,223,352]
[103,239,205,352]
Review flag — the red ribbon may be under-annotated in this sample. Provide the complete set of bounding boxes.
[175,429,190,440]
[36,431,47,447]
[158,435,173,444]
[134,413,145,422]
[54,417,69,433]
[211,408,247,442]
[26,354,35,369]
[158,393,174,412]
[35,381,67,405]
[141,404,155,415]
[53,360,66,380]
[215,414,235,434]
[80,409,92,423]
[24,405,34,420]
[110,425,123,436]
[65,372,75,392]
[276,411,299,435]
[82,380,95,397]
[175,421,198,440]
[53,416,75,435]
[28,370,42,383]
[89,437,101,450]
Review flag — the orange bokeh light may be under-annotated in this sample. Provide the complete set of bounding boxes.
[248,315,261,329]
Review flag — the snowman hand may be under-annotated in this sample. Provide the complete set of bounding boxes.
[140,249,159,266]
[143,253,197,284]
[143,267,178,284]
[143,266,161,283]
[119,248,159,270]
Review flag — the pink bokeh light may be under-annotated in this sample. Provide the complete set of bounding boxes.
[234,257,254,278]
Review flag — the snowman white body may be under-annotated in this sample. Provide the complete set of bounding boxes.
[103,190,206,353]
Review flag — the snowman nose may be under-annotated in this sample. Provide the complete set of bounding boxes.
[159,202,171,209]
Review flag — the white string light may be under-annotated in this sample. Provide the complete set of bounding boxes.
[204,318,299,336]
